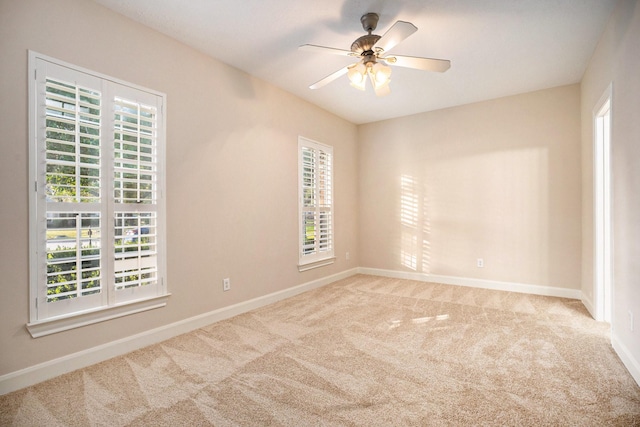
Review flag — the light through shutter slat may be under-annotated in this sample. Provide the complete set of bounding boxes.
[114,97,158,205]
[46,212,102,302]
[44,78,101,204]
[114,212,158,290]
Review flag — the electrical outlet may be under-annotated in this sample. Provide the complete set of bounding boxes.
[223,278,230,292]
[346,252,350,260]
[477,258,484,268]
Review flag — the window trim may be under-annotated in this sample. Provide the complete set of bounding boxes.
[26,294,170,338]
[297,136,335,271]
[27,51,168,337]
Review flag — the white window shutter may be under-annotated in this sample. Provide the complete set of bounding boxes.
[29,53,167,327]
[298,137,334,269]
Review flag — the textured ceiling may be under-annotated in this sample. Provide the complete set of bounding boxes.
[92,0,616,124]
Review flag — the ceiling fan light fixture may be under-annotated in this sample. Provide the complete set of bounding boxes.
[371,62,391,86]
[348,63,367,90]
[368,63,391,97]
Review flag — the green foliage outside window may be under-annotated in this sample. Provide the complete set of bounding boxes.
[46,245,100,302]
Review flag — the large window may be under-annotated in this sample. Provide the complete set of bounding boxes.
[298,137,334,270]
[28,52,167,337]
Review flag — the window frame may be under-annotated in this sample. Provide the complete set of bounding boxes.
[297,136,335,271]
[27,51,168,338]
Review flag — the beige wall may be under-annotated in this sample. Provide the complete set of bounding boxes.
[0,0,358,376]
[358,85,582,289]
[581,0,640,369]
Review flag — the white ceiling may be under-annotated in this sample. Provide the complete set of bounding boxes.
[93,0,616,124]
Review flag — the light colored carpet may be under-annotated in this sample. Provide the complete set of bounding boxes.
[2,274,640,426]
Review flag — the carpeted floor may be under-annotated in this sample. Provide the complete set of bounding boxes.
[2,274,640,426]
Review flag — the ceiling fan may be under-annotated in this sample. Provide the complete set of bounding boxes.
[299,13,451,96]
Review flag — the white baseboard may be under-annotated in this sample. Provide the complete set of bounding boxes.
[611,331,640,387]
[581,294,596,319]
[358,267,582,299]
[0,268,359,396]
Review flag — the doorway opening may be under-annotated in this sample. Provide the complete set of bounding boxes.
[594,84,612,323]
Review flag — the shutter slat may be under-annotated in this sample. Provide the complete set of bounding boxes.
[45,77,102,204]
[113,98,158,205]
[46,212,102,302]
[113,212,158,290]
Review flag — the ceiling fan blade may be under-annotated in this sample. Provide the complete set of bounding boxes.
[299,44,355,57]
[383,54,451,72]
[309,66,350,90]
[374,21,417,53]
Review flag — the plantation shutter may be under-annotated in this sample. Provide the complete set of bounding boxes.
[298,137,334,269]
[113,94,161,302]
[29,53,167,328]
[36,62,107,320]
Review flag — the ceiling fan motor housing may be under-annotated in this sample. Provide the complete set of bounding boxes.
[351,34,381,56]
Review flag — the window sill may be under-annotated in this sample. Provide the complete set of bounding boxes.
[26,294,171,338]
[298,257,336,272]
